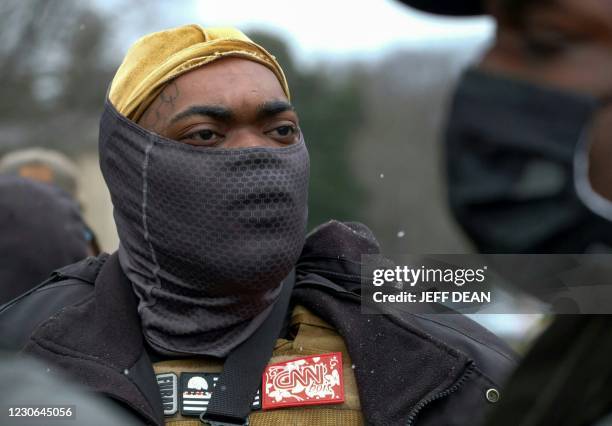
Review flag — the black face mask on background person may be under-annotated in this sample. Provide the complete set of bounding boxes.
[99,100,310,358]
[445,68,612,254]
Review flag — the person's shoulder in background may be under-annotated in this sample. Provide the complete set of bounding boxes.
[0,255,106,352]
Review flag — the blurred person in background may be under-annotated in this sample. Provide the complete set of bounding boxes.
[399,0,612,424]
[0,147,101,253]
[444,0,612,254]
[0,176,93,305]
[0,24,514,426]
[0,148,80,199]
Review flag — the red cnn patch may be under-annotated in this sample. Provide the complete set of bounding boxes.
[262,352,344,410]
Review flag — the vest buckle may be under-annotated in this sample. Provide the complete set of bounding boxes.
[199,412,249,426]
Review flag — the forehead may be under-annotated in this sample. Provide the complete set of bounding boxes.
[170,57,288,107]
[18,164,54,183]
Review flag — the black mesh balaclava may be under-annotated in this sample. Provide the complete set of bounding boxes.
[99,100,309,357]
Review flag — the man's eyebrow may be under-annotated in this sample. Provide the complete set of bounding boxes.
[256,101,295,120]
[169,105,234,124]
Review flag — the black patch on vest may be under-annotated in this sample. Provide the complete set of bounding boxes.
[180,372,261,417]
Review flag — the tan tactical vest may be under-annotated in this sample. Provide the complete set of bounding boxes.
[153,305,364,426]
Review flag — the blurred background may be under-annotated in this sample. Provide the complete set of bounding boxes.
[0,0,542,347]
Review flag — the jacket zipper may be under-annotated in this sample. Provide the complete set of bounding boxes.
[406,363,475,426]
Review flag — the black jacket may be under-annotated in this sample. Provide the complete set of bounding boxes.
[0,221,516,425]
[484,314,612,426]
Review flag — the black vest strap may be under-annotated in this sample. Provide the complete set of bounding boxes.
[200,269,295,426]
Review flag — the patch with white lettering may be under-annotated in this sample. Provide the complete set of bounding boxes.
[156,373,177,416]
[262,352,344,410]
[180,373,261,417]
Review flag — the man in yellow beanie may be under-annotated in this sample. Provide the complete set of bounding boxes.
[0,24,515,426]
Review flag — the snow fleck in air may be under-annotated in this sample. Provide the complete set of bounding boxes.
[379,173,384,179]
[123,369,129,375]
[397,230,405,238]
[351,364,356,370]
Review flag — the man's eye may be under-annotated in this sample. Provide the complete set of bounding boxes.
[276,126,294,136]
[267,125,298,142]
[522,29,574,58]
[180,129,223,146]
[193,129,216,140]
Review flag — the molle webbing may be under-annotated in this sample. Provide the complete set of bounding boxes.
[154,305,364,425]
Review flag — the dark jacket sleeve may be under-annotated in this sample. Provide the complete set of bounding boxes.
[0,280,94,351]
[0,256,104,351]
